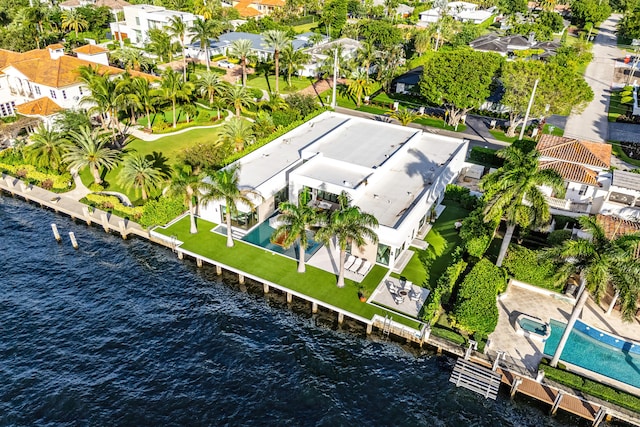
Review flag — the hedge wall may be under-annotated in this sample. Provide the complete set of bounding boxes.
[469,146,503,168]
[502,246,561,291]
[422,247,467,324]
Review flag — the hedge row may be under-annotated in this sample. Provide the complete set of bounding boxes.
[502,246,561,291]
[469,146,503,168]
[81,194,143,220]
[459,207,498,258]
[422,247,467,324]
[0,162,73,193]
[138,197,187,228]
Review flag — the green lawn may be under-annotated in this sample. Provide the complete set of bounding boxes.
[609,141,640,168]
[543,123,564,136]
[292,22,319,32]
[414,116,467,133]
[393,203,471,289]
[608,90,630,122]
[156,216,423,329]
[247,74,313,94]
[136,106,218,128]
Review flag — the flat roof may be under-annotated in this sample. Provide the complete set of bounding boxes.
[612,169,640,192]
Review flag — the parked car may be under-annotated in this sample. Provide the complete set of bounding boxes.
[217,60,234,69]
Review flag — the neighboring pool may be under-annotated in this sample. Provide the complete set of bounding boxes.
[239,221,323,262]
[544,319,640,389]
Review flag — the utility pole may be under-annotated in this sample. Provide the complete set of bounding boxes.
[519,79,539,141]
[331,47,338,109]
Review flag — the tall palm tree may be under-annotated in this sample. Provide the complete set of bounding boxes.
[195,70,226,106]
[26,125,68,172]
[63,126,120,185]
[388,107,418,126]
[146,28,178,64]
[79,68,126,138]
[547,216,640,367]
[280,43,310,88]
[223,85,254,117]
[272,200,319,273]
[167,15,190,82]
[229,38,253,87]
[118,152,164,200]
[190,18,220,71]
[112,48,152,72]
[155,69,194,128]
[480,146,564,267]
[262,30,291,94]
[61,9,88,38]
[131,76,156,129]
[203,165,258,247]
[169,164,205,233]
[355,41,377,74]
[221,117,255,152]
[316,192,379,288]
[346,70,372,108]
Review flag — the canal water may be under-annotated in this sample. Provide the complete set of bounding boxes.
[0,196,605,426]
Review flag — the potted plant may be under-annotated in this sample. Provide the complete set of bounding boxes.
[358,287,368,302]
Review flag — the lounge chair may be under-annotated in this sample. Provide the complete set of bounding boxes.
[409,290,420,302]
[393,294,405,305]
[387,280,398,293]
[357,260,372,276]
[344,255,356,270]
[348,258,363,273]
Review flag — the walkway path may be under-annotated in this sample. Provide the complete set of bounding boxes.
[564,15,623,142]
[63,168,91,201]
[125,110,233,142]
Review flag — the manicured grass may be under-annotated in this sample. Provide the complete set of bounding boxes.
[156,216,423,329]
[292,22,319,32]
[543,123,564,136]
[246,74,313,94]
[609,141,640,168]
[608,89,630,123]
[489,129,520,143]
[395,250,427,287]
[137,106,218,128]
[414,117,467,132]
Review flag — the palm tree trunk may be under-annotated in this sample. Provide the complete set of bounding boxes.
[172,99,177,128]
[146,109,152,130]
[337,249,346,287]
[550,278,589,367]
[142,186,148,200]
[496,223,515,267]
[297,237,306,273]
[236,105,240,117]
[606,289,620,315]
[242,58,247,87]
[182,45,187,82]
[274,52,280,94]
[188,198,197,234]
[226,207,234,247]
[90,164,101,185]
[205,46,210,71]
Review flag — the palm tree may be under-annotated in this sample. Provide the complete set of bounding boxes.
[147,28,178,64]
[316,192,379,287]
[155,69,194,128]
[112,48,151,72]
[131,77,156,129]
[63,126,120,185]
[547,216,640,367]
[388,107,418,126]
[258,92,286,112]
[61,9,88,38]
[355,42,377,75]
[346,70,372,108]
[229,38,253,87]
[221,117,255,152]
[272,200,319,273]
[262,30,291,94]
[195,70,226,106]
[223,85,254,117]
[167,15,190,82]
[203,165,259,247]
[480,146,565,267]
[118,152,164,200]
[26,125,68,172]
[79,68,126,138]
[190,18,221,71]
[280,43,311,88]
[169,164,206,234]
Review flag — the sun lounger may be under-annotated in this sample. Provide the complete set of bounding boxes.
[348,258,363,273]
[387,280,398,293]
[356,260,372,276]
[393,294,405,305]
[409,290,420,302]
[344,255,356,270]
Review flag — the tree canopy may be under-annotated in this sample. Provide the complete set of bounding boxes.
[571,0,612,26]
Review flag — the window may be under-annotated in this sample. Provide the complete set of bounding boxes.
[221,205,257,230]
[274,186,288,207]
[49,90,57,99]
[578,185,588,196]
[34,86,41,95]
[79,86,84,95]
[62,90,67,100]
[376,244,391,266]
[316,190,339,204]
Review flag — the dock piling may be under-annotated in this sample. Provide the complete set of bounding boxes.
[196,258,203,267]
[366,323,373,334]
[337,312,344,324]
[81,206,92,225]
[312,302,318,314]
[550,391,564,415]
[100,213,110,232]
[239,274,245,285]
[510,377,523,399]
[118,220,127,239]
[263,283,269,293]
[68,232,78,249]
[177,251,184,260]
[216,265,222,275]
[51,223,61,242]
[286,292,292,303]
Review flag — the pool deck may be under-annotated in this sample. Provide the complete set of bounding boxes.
[488,279,640,393]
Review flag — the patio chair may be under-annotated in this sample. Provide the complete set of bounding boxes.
[348,258,363,273]
[393,294,405,305]
[409,289,420,302]
[356,260,372,276]
[387,280,398,293]
[344,255,356,270]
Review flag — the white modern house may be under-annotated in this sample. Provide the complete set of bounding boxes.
[418,1,494,25]
[110,4,202,46]
[299,38,363,77]
[199,111,469,269]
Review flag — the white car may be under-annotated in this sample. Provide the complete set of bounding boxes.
[217,60,234,69]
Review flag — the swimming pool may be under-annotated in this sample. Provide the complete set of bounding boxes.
[240,221,323,262]
[515,314,550,342]
[544,319,640,389]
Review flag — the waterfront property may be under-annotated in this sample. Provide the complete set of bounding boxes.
[199,111,469,272]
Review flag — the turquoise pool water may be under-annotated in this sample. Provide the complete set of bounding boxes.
[240,222,323,262]
[519,318,548,336]
[544,320,640,389]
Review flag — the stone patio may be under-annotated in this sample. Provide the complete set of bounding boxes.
[369,276,430,318]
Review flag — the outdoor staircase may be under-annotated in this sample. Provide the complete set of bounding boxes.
[382,315,392,340]
[449,358,502,400]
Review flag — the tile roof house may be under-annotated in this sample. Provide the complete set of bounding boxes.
[231,0,285,17]
[59,0,131,11]
[470,33,559,57]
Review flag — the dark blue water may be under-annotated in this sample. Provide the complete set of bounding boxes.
[0,196,599,426]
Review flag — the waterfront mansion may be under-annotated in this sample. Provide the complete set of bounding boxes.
[200,111,469,270]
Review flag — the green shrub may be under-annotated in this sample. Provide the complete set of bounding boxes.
[422,247,467,324]
[452,259,505,335]
[469,146,503,168]
[250,88,264,99]
[138,196,187,228]
[82,194,143,220]
[547,229,572,246]
[0,162,72,192]
[502,246,560,290]
[459,208,498,258]
[621,96,634,104]
[553,215,574,230]
[444,184,479,209]
[196,110,211,123]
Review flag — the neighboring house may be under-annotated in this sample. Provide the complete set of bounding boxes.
[599,170,640,221]
[392,66,422,94]
[300,38,361,78]
[0,44,155,123]
[59,0,130,11]
[418,1,494,25]
[199,111,469,270]
[371,0,414,17]
[110,4,202,46]
[230,0,285,18]
[470,33,559,57]
[535,135,612,216]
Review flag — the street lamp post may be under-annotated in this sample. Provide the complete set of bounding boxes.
[519,78,539,141]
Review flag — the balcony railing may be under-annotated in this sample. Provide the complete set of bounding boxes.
[545,196,591,213]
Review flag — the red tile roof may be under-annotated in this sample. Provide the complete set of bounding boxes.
[536,134,611,168]
[596,214,640,239]
[539,160,599,186]
[73,44,108,55]
[15,97,63,117]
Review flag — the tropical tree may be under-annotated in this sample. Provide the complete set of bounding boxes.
[280,43,310,87]
[63,126,120,185]
[388,107,418,126]
[229,38,253,87]
[355,41,377,73]
[316,192,379,288]
[118,152,164,200]
[167,15,190,82]
[26,125,68,172]
[155,69,195,128]
[223,84,255,117]
[61,9,88,38]
[112,47,152,72]
[203,165,259,247]
[221,117,255,151]
[480,145,565,267]
[272,199,319,273]
[546,216,640,367]
[195,70,226,106]
[169,164,206,233]
[190,17,221,71]
[146,28,178,64]
[262,29,291,94]
[131,76,156,129]
[346,70,372,107]
[79,69,121,133]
